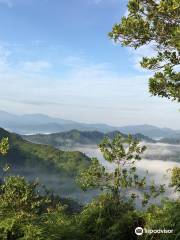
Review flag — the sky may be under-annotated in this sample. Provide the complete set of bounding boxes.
[0,0,179,129]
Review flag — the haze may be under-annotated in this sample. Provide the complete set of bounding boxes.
[0,0,179,129]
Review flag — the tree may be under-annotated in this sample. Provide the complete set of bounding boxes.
[109,0,180,102]
[77,134,165,206]
[0,138,9,156]
[0,175,83,240]
[170,167,180,192]
[78,193,144,240]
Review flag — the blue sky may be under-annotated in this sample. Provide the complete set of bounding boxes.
[0,0,179,129]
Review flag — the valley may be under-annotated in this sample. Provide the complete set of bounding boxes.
[0,128,97,203]
[18,128,180,202]
[1,126,180,204]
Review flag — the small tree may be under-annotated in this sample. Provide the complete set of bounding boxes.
[77,134,165,206]
[0,138,9,156]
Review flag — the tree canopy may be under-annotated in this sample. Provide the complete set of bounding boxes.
[109,0,180,102]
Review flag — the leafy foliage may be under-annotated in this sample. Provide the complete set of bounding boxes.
[77,134,165,206]
[78,193,144,240]
[0,175,81,240]
[0,138,9,156]
[170,167,180,191]
[0,174,178,240]
[143,200,180,240]
[109,0,180,101]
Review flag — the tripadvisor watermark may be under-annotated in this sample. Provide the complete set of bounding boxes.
[135,227,173,236]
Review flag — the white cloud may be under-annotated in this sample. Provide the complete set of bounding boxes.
[0,47,149,116]
[21,60,52,72]
[0,46,11,72]
[124,9,129,17]
[0,43,179,129]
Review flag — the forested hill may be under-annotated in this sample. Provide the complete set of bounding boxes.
[0,128,90,176]
[23,129,155,148]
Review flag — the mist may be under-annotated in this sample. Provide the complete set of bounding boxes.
[60,142,180,201]
[1,142,179,205]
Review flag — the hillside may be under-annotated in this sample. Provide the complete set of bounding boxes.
[23,129,155,148]
[0,128,90,177]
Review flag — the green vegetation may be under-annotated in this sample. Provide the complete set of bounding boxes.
[170,167,180,191]
[0,1,179,239]
[1,176,179,239]
[0,175,81,240]
[143,200,180,240]
[77,193,142,240]
[77,134,165,206]
[109,0,180,102]
[0,135,180,239]
[0,128,90,176]
[0,137,9,156]
[0,174,142,239]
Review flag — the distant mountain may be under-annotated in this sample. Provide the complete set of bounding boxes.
[0,111,78,134]
[23,129,155,148]
[23,130,105,147]
[0,111,117,134]
[0,110,75,125]
[118,124,180,139]
[0,111,179,138]
[0,128,90,176]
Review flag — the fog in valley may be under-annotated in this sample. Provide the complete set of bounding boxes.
[0,166,98,204]
[2,142,180,205]
[60,142,180,203]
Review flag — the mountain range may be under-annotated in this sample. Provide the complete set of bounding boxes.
[23,129,155,148]
[0,110,179,138]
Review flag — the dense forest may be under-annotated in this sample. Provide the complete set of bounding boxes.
[0,128,90,177]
